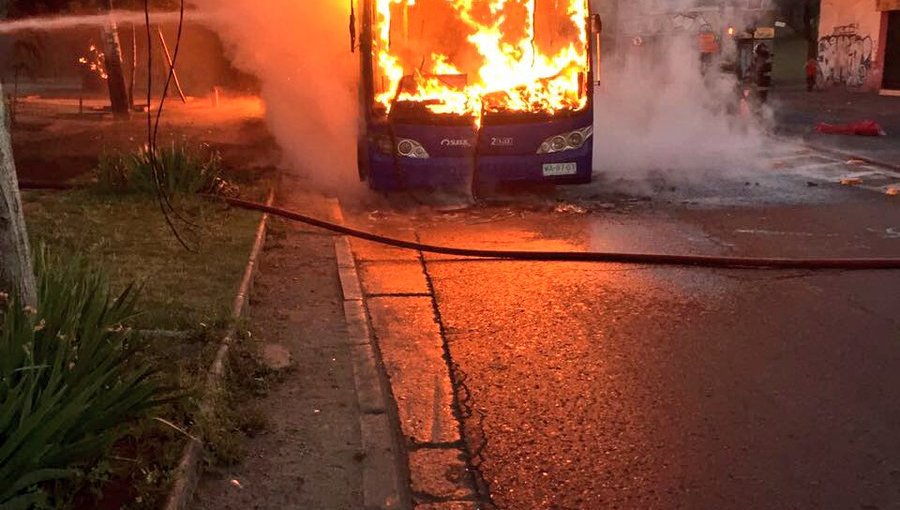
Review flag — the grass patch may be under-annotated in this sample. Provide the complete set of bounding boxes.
[22,190,262,331]
[17,189,272,509]
[198,333,274,468]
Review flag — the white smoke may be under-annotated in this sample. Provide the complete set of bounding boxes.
[590,0,772,180]
[190,0,361,192]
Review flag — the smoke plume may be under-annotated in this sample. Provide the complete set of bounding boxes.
[191,0,360,192]
[590,0,771,181]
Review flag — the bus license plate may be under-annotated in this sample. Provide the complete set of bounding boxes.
[542,162,577,176]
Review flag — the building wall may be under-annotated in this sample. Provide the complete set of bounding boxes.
[772,30,809,85]
[817,0,884,90]
[590,0,777,65]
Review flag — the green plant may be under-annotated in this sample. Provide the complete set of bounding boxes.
[128,143,224,196]
[94,143,226,196]
[95,151,129,193]
[0,249,167,508]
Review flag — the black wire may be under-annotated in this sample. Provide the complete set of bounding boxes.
[151,0,200,231]
[152,0,184,148]
[144,0,193,250]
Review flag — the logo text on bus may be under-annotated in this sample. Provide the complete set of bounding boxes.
[441,139,473,147]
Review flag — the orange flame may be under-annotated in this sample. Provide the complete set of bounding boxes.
[78,44,109,80]
[373,0,589,123]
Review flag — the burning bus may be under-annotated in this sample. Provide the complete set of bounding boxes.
[354,0,601,191]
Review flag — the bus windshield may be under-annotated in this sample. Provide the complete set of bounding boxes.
[371,0,589,120]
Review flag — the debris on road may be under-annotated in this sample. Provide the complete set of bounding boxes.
[261,343,293,371]
[554,203,588,214]
[840,177,863,186]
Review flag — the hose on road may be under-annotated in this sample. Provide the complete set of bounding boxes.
[222,197,900,271]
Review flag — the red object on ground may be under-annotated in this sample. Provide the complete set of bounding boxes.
[815,120,886,136]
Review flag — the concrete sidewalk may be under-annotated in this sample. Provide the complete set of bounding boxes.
[193,175,406,510]
[770,86,900,168]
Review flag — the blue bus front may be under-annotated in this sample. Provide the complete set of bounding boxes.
[355,0,601,192]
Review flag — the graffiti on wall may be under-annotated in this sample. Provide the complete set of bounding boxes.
[671,13,715,34]
[818,24,875,88]
[617,0,721,38]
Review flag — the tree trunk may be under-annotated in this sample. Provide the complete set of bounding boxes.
[104,0,131,118]
[0,82,37,307]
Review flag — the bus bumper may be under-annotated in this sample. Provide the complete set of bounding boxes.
[475,143,593,187]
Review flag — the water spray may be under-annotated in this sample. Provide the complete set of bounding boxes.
[0,10,206,35]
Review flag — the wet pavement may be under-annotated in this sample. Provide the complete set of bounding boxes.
[346,146,900,510]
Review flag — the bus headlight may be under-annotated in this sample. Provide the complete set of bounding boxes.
[537,126,593,155]
[396,138,430,159]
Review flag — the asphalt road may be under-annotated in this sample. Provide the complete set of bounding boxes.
[352,149,900,509]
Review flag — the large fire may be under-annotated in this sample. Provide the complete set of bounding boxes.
[373,0,589,122]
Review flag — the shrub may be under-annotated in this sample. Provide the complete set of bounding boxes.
[95,143,227,196]
[129,143,224,195]
[95,151,129,193]
[0,250,167,508]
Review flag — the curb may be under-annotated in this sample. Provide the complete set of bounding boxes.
[163,188,275,510]
[329,200,483,509]
[328,198,410,510]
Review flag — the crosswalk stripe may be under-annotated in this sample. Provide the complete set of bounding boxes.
[766,146,900,196]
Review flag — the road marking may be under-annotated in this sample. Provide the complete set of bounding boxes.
[785,161,846,174]
[734,229,838,237]
[771,146,900,196]
[867,227,900,239]
[769,153,820,163]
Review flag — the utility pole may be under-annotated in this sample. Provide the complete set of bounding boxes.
[104,0,132,117]
[0,6,37,307]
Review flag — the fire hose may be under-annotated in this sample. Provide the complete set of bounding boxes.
[221,197,900,270]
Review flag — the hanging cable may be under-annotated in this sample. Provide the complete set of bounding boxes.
[144,0,194,250]
[152,0,200,231]
[152,0,184,146]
